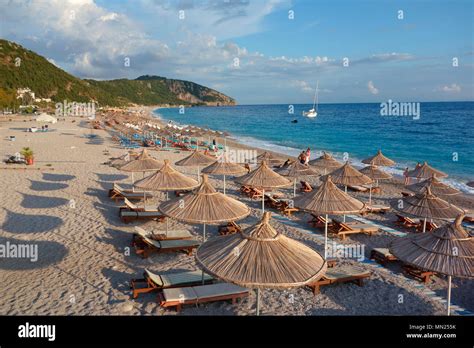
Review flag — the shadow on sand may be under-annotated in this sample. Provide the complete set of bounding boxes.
[1,210,63,234]
[29,180,69,192]
[42,173,76,182]
[19,193,69,209]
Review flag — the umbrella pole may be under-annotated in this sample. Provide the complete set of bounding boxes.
[262,189,265,214]
[447,275,452,316]
[131,172,135,192]
[293,178,296,197]
[166,191,169,236]
[324,214,328,259]
[256,288,260,316]
[423,217,427,233]
[197,167,200,182]
[369,184,372,205]
[223,175,226,194]
[202,223,207,284]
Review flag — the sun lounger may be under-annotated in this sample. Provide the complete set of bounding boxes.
[347,185,369,192]
[329,219,379,240]
[300,181,313,192]
[395,214,418,229]
[308,214,333,229]
[132,226,192,246]
[130,269,214,299]
[402,265,436,283]
[158,283,249,312]
[109,183,153,202]
[401,191,414,197]
[240,185,252,195]
[362,204,390,215]
[463,214,474,223]
[307,265,371,295]
[134,235,200,258]
[119,198,166,223]
[218,221,242,235]
[370,248,398,264]
[249,187,264,200]
[415,221,438,232]
[264,195,299,216]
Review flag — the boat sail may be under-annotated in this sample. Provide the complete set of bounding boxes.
[303,81,318,118]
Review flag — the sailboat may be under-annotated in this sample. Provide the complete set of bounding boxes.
[303,81,318,118]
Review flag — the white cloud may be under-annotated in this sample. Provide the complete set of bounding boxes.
[367,81,379,95]
[438,83,461,93]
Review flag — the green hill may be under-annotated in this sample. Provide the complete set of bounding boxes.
[0,39,236,109]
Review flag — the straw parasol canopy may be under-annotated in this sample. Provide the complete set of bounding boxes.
[390,214,473,315]
[359,165,393,204]
[235,161,292,212]
[293,175,366,258]
[159,174,250,225]
[408,175,460,198]
[255,151,283,165]
[201,152,247,194]
[120,148,163,172]
[135,159,199,192]
[175,150,216,182]
[362,150,395,166]
[397,186,464,232]
[407,161,448,179]
[324,162,373,191]
[308,151,342,174]
[196,211,327,315]
[276,161,319,197]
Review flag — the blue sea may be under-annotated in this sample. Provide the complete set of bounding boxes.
[154,102,473,193]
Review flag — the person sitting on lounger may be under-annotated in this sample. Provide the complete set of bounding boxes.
[298,151,306,164]
[244,163,251,173]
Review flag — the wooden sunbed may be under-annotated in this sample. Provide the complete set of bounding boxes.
[134,234,200,258]
[463,214,474,223]
[132,226,193,247]
[395,214,418,229]
[329,219,379,240]
[240,185,252,195]
[308,214,333,229]
[416,221,438,233]
[130,269,214,299]
[362,204,390,215]
[300,181,313,192]
[347,185,369,192]
[264,195,299,217]
[109,183,153,202]
[157,283,249,312]
[402,265,436,283]
[307,265,371,295]
[249,187,264,200]
[370,248,398,264]
[218,221,242,235]
[119,198,166,223]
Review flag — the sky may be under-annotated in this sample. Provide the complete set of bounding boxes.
[1,0,473,104]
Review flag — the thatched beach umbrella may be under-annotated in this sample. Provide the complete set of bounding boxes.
[119,148,164,206]
[362,149,395,167]
[397,186,464,233]
[308,152,342,175]
[407,161,448,181]
[359,165,392,204]
[235,161,292,213]
[175,150,216,183]
[276,160,319,197]
[408,175,460,199]
[255,151,283,166]
[324,162,373,195]
[202,152,247,194]
[196,212,327,315]
[390,214,473,315]
[293,176,366,258]
[135,160,199,234]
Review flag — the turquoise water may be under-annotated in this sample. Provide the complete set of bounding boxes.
[154,102,473,192]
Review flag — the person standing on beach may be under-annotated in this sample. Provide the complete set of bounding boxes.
[403,167,409,185]
[298,151,306,164]
[305,148,311,165]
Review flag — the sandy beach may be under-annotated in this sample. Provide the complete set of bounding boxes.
[0,111,472,316]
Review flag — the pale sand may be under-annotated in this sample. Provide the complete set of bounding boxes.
[0,114,472,315]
